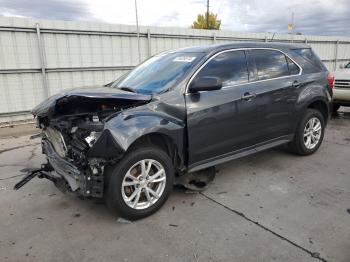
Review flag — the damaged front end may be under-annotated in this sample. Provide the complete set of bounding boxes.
[14,87,151,198]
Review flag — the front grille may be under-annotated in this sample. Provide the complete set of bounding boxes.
[334,79,350,89]
[44,127,67,157]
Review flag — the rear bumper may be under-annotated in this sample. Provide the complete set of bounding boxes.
[42,138,104,198]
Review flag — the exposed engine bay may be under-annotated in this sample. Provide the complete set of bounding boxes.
[14,88,152,197]
[14,86,206,204]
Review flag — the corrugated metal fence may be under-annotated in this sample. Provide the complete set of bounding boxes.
[1,16,350,122]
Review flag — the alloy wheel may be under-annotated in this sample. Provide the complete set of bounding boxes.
[121,159,166,210]
[303,117,322,149]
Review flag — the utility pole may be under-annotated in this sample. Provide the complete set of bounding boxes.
[134,0,141,62]
[288,11,295,42]
[206,0,209,29]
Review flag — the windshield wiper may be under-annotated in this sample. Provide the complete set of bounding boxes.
[119,87,137,93]
[104,81,114,87]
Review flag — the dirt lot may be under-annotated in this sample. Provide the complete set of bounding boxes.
[0,109,349,262]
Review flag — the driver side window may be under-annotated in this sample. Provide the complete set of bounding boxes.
[195,51,249,87]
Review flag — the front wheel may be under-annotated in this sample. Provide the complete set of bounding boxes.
[289,109,325,155]
[105,147,174,220]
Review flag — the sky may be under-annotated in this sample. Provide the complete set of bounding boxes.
[0,0,349,36]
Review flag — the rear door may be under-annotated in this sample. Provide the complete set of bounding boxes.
[185,50,263,167]
[246,49,301,142]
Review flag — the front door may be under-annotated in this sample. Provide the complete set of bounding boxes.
[185,50,263,168]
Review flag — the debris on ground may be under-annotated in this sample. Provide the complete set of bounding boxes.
[175,167,216,191]
[169,224,178,227]
[117,217,132,224]
[184,190,199,194]
[311,252,320,258]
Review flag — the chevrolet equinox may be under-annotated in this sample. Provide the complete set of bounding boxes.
[15,42,333,220]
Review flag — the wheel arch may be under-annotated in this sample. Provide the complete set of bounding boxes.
[306,99,330,124]
[88,111,186,171]
[128,132,184,171]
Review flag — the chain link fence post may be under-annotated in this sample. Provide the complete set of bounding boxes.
[334,40,339,71]
[35,23,49,98]
[147,29,151,57]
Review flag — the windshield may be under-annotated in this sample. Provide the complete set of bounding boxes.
[111,52,204,94]
[345,62,350,69]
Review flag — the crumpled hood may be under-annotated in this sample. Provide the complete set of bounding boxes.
[32,85,152,118]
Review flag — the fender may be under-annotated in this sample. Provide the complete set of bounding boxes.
[88,109,185,161]
[293,80,331,130]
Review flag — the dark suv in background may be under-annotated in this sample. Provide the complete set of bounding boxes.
[16,42,333,219]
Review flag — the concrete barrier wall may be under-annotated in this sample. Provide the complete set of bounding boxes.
[1,16,350,122]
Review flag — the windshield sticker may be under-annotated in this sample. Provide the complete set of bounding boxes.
[173,56,196,63]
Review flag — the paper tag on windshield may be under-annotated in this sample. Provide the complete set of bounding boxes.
[173,56,196,63]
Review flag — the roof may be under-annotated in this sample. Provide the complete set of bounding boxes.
[174,41,310,54]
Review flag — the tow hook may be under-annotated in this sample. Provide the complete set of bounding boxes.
[13,164,53,190]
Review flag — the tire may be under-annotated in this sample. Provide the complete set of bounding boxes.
[105,146,174,220]
[289,109,325,156]
[332,103,340,112]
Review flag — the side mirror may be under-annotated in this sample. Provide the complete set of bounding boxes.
[189,77,222,93]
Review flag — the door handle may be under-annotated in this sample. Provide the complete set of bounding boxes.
[292,80,301,88]
[241,92,256,101]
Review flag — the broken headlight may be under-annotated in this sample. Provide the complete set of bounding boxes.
[85,131,102,147]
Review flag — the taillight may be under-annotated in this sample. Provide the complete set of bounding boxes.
[327,73,334,89]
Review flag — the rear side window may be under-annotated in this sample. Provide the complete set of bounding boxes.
[195,50,249,87]
[287,57,300,75]
[251,50,290,80]
[291,48,326,72]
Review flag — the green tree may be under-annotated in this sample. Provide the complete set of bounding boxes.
[191,12,221,30]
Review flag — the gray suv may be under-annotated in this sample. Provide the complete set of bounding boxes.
[15,42,333,219]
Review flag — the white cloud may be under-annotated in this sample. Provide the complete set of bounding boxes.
[0,0,349,35]
[86,0,206,27]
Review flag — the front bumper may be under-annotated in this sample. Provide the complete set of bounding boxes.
[333,88,350,102]
[42,138,81,190]
[40,138,104,198]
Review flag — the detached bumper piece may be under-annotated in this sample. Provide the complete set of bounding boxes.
[14,138,104,198]
[14,164,54,190]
